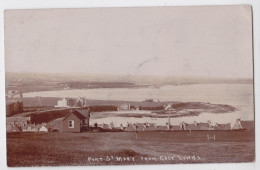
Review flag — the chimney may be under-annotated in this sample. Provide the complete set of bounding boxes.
[236,118,241,124]
[133,123,137,130]
[168,116,171,127]
[180,122,186,130]
[208,120,212,128]
[166,123,170,130]
[110,122,114,129]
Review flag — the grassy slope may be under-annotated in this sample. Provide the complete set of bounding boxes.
[7,131,254,167]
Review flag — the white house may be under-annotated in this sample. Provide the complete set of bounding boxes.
[55,98,76,108]
[117,104,131,111]
[164,104,173,111]
[38,124,48,132]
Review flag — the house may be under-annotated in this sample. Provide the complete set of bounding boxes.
[22,124,38,132]
[6,124,22,132]
[55,98,76,108]
[117,104,131,111]
[240,120,254,131]
[7,90,22,98]
[213,123,231,130]
[76,97,88,107]
[62,109,90,132]
[124,123,136,132]
[197,122,213,130]
[47,118,64,132]
[6,117,30,127]
[172,125,182,130]
[185,122,200,131]
[156,125,168,131]
[135,123,147,131]
[179,121,213,131]
[38,124,48,132]
[232,119,254,131]
[97,123,110,130]
[145,123,158,131]
[164,104,173,111]
[143,98,160,102]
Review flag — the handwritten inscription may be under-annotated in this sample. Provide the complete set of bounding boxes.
[87,155,201,163]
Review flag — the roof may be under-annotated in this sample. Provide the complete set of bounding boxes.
[77,109,90,118]
[185,124,199,130]
[63,110,89,120]
[156,126,168,130]
[214,123,231,130]
[172,125,181,130]
[136,125,145,131]
[145,125,157,131]
[124,124,136,131]
[197,123,210,130]
[6,117,29,123]
[6,124,22,132]
[241,120,254,131]
[22,124,37,130]
[47,117,64,126]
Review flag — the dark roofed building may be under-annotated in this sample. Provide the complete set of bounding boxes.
[6,124,22,132]
[22,124,38,132]
[185,123,200,130]
[124,123,136,132]
[156,125,168,131]
[6,117,30,126]
[197,122,211,130]
[62,109,90,133]
[117,104,131,111]
[232,119,254,131]
[214,123,231,130]
[241,120,254,131]
[47,118,64,132]
[145,124,157,131]
[172,125,182,130]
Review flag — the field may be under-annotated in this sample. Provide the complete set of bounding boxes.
[7,130,254,167]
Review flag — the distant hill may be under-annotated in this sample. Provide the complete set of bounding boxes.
[5,72,253,93]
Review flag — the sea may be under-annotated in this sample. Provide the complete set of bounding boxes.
[23,83,254,127]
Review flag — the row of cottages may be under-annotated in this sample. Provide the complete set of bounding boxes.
[48,109,90,132]
[6,117,48,132]
[96,120,245,132]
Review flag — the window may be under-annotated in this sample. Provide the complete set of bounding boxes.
[68,120,74,128]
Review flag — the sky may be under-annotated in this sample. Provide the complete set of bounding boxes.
[4,5,253,78]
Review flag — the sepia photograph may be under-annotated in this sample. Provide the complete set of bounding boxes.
[4,5,255,167]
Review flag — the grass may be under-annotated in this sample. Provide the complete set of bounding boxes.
[7,130,254,167]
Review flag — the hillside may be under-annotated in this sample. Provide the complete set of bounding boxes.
[5,72,253,93]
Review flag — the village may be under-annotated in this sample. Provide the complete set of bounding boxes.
[6,91,254,133]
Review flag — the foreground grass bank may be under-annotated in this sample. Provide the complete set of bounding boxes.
[7,130,254,166]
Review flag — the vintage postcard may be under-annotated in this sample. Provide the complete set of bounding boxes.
[4,5,254,167]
